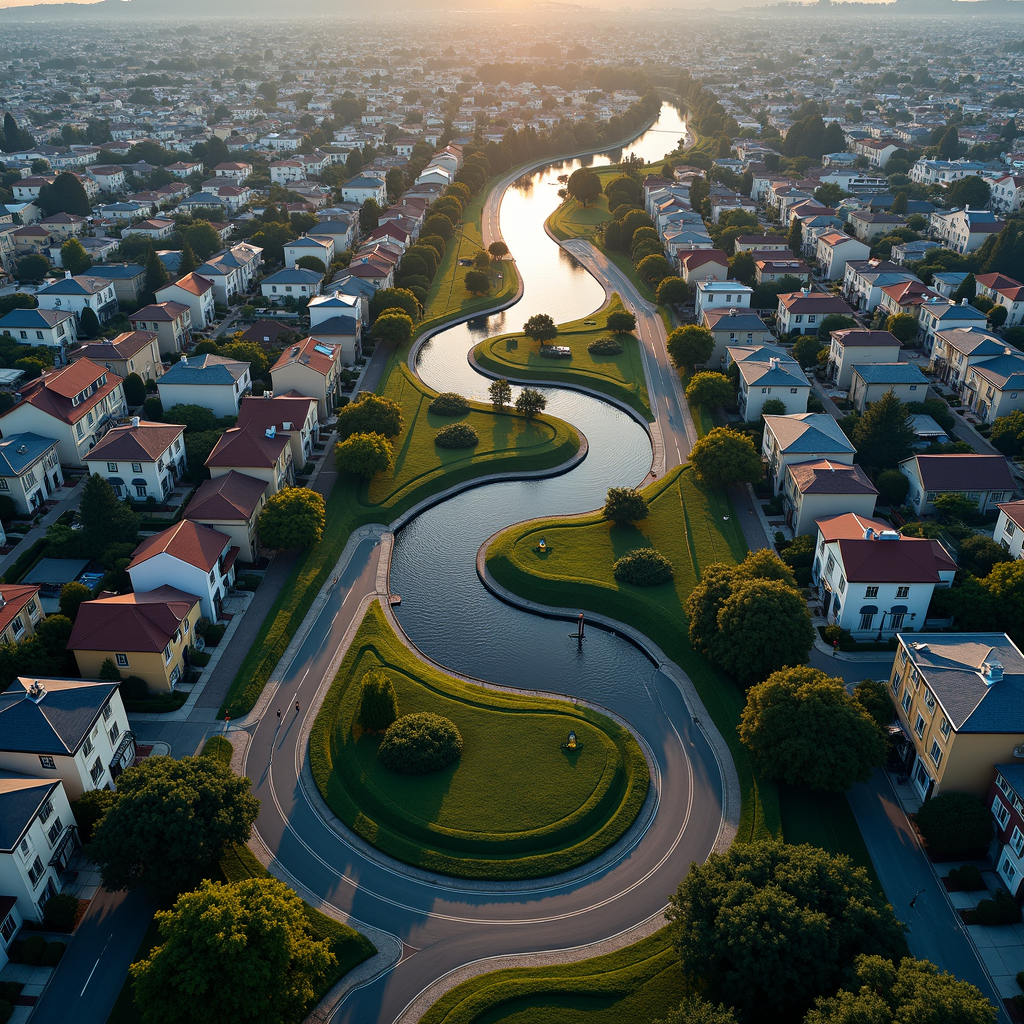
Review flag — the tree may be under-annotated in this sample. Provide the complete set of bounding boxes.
[463,269,491,296]
[131,877,335,1024]
[488,378,512,410]
[359,199,381,232]
[875,469,909,506]
[37,172,91,217]
[991,409,1024,456]
[79,306,101,340]
[122,372,146,407]
[952,272,977,303]
[891,191,908,215]
[806,955,996,1024]
[371,312,413,348]
[958,535,1012,578]
[982,560,1024,642]
[357,669,398,732]
[60,238,92,276]
[145,248,169,297]
[2,112,33,153]
[914,791,993,854]
[515,388,547,419]
[335,393,403,441]
[636,253,672,285]
[606,310,637,333]
[655,996,738,1024]
[488,241,509,259]
[58,582,92,622]
[164,404,217,432]
[938,125,960,160]
[176,241,198,278]
[728,251,757,288]
[689,427,762,489]
[183,222,221,262]
[295,255,326,275]
[685,372,733,408]
[932,490,977,523]
[79,474,140,554]
[792,334,827,368]
[990,304,1008,329]
[523,313,558,345]
[667,325,715,371]
[603,486,649,525]
[816,313,857,341]
[788,218,803,254]
[667,840,906,1023]
[17,254,50,283]
[334,432,393,478]
[813,182,846,207]
[853,679,895,731]
[221,342,269,377]
[566,167,602,207]
[885,313,919,343]
[656,276,689,306]
[740,666,886,791]
[947,175,991,210]
[258,488,326,549]
[852,390,916,470]
[370,288,419,322]
[90,755,259,902]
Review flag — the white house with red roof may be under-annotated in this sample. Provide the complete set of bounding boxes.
[899,454,1019,516]
[811,511,957,635]
[995,500,1024,560]
[156,272,216,330]
[776,289,855,336]
[0,584,44,647]
[185,472,268,563]
[82,417,186,500]
[0,359,126,466]
[677,249,729,284]
[976,273,1024,326]
[127,520,238,620]
[987,173,1024,215]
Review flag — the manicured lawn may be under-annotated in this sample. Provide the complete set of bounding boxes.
[309,601,650,880]
[473,294,653,420]
[220,366,580,718]
[420,929,683,1024]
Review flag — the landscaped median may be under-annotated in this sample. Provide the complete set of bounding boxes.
[219,365,581,719]
[309,601,650,880]
[472,294,653,421]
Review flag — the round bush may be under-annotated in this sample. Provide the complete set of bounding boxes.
[435,423,479,449]
[378,712,463,774]
[587,337,623,356]
[613,547,674,586]
[43,893,79,931]
[914,791,992,854]
[429,391,470,416]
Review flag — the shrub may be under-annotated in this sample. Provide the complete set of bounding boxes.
[357,669,399,733]
[41,942,66,967]
[73,787,117,844]
[587,337,623,355]
[197,620,226,645]
[915,791,992,854]
[435,423,479,449]
[823,624,844,644]
[948,864,985,891]
[21,935,47,965]
[613,547,674,586]
[190,649,211,667]
[603,486,648,525]
[43,893,79,932]
[119,675,149,702]
[378,712,462,773]
[428,392,470,416]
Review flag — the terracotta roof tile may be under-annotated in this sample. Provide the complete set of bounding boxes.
[128,520,230,572]
[185,471,267,522]
[68,586,200,653]
[83,421,184,462]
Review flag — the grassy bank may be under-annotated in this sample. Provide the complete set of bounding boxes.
[219,364,581,718]
[473,294,652,421]
[309,601,650,880]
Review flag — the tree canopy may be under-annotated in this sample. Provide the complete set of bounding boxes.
[603,486,649,525]
[689,427,762,489]
[852,390,916,471]
[686,372,733,408]
[258,487,326,549]
[566,167,602,207]
[667,325,715,370]
[334,432,393,478]
[523,313,558,344]
[38,172,91,217]
[336,393,403,441]
[79,474,140,555]
[515,387,547,419]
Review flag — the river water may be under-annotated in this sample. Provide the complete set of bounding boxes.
[389,105,686,716]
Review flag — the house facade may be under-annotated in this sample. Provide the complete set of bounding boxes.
[995,500,1024,560]
[0,434,62,513]
[726,345,809,421]
[849,364,929,413]
[155,274,216,330]
[783,458,878,535]
[827,329,902,389]
[990,765,1024,897]
[899,454,1018,516]
[184,471,268,564]
[72,331,163,384]
[776,290,855,335]
[82,418,186,500]
[157,353,251,419]
[129,302,191,354]
[270,337,344,420]
[761,414,856,496]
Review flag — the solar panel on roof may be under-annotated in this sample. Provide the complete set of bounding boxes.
[314,344,334,356]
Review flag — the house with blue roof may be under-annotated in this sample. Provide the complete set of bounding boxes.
[762,413,857,495]
[83,263,145,306]
[0,308,76,361]
[849,362,928,412]
[35,274,118,332]
[156,352,251,418]
[919,296,991,354]
[261,267,323,305]
[0,433,62,513]
[726,344,810,421]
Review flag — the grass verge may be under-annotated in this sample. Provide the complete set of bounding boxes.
[309,600,649,880]
[473,293,652,421]
[219,365,580,718]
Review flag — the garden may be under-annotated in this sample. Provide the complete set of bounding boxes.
[308,601,650,880]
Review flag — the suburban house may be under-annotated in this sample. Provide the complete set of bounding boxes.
[899,454,1018,515]
[155,273,216,330]
[755,258,810,285]
[0,772,76,921]
[122,218,175,242]
[0,309,76,361]
[205,426,294,496]
[849,364,928,413]
[341,174,387,206]
[726,345,809,421]
[68,587,202,694]
[814,233,872,281]
[876,280,945,319]
[701,310,773,367]
[919,297,990,353]
[0,360,127,467]
[827,329,902,389]
[849,211,908,244]
[677,250,730,284]
[782,458,878,535]
[0,584,44,646]
[72,331,163,384]
[776,290,855,335]
[929,208,1004,254]
[129,302,191,354]
[270,337,344,420]
[694,279,752,319]
[157,353,252,419]
[185,471,268,564]
[83,264,146,307]
[761,413,856,496]
[812,514,956,637]
[312,218,355,252]
[260,268,323,305]
[842,261,917,313]
[995,500,1024,560]
[960,350,1024,424]
[0,677,133,799]
[193,244,263,305]
[81,418,186,500]
[236,393,320,467]
[976,273,1024,327]
[127,520,238,621]
[989,765,1024,897]
[337,254,394,291]
[888,632,1024,801]
[38,213,85,240]
[283,235,335,271]
[0,434,62,513]
[35,275,118,332]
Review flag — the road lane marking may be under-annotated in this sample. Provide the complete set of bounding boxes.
[80,956,100,996]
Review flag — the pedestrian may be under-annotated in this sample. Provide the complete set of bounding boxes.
[832,639,839,657]
[909,886,925,908]
[295,701,300,714]
[276,709,281,720]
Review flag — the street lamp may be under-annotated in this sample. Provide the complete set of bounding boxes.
[876,609,888,642]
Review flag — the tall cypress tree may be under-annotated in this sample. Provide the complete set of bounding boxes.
[176,241,198,278]
[144,248,169,297]
[852,389,916,471]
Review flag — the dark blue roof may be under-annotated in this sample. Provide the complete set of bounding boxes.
[0,433,58,477]
[86,263,144,281]
[0,308,74,328]
[0,774,60,852]
[0,678,119,755]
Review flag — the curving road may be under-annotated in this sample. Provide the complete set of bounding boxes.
[239,142,727,1024]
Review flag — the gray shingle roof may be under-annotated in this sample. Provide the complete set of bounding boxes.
[0,678,119,755]
[851,362,928,385]
[0,773,59,852]
[159,353,248,387]
[0,433,58,477]
[764,413,856,455]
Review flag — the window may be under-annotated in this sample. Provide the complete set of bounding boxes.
[46,817,62,846]
[838,576,846,594]
[902,689,912,713]
[790,387,798,393]
[109,722,119,745]
[82,736,93,757]
[825,555,835,576]
[939,716,951,738]
[896,586,910,599]
[183,618,189,634]
[859,611,873,630]
[914,713,925,738]
[923,688,935,712]
[102,703,112,721]
[107,462,117,472]
[891,611,906,630]
[135,485,146,498]
[929,740,943,768]
[998,774,1012,797]
[27,857,44,887]
[1002,858,1017,886]
[163,644,171,664]
[115,653,129,667]
[131,462,142,473]
[1011,827,1024,857]
[12,617,24,636]
[910,384,918,391]
[993,797,1010,828]
[39,799,53,824]
[90,758,104,784]
[1,913,16,943]
[891,671,901,694]
[865,586,878,599]
[1009,521,1018,538]
[39,755,55,770]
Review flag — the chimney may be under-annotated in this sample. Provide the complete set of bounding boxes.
[769,356,779,369]
[982,658,1004,685]
[131,415,140,427]
[180,354,187,364]
[27,680,46,703]
[265,425,276,439]
[64,270,71,279]
[961,298,968,306]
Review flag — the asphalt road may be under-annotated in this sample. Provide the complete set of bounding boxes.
[31,889,154,1024]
